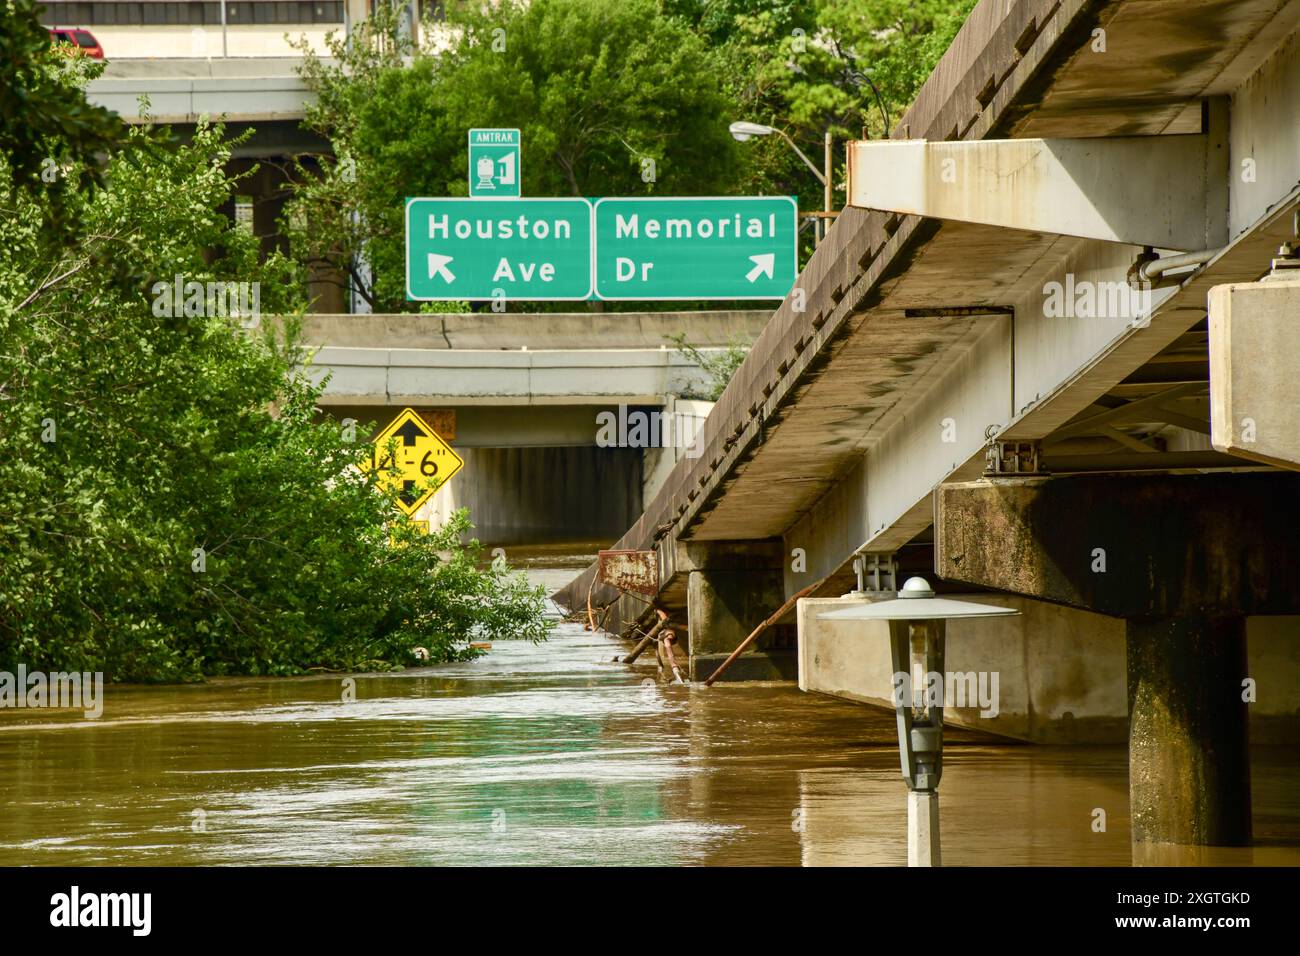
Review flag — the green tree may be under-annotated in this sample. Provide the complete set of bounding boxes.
[0,8,550,681]
[0,0,129,197]
[689,0,978,209]
[289,0,742,311]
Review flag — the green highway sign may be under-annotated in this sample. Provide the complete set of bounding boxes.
[593,196,797,300]
[468,128,521,198]
[405,197,593,301]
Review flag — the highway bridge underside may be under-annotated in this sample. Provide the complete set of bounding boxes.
[557,0,1300,853]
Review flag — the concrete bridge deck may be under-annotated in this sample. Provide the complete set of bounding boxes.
[301,311,769,413]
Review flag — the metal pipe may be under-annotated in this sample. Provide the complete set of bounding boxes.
[622,610,669,664]
[823,130,833,245]
[662,631,685,684]
[1139,247,1223,282]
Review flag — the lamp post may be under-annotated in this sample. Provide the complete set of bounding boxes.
[729,121,832,244]
[819,576,1019,866]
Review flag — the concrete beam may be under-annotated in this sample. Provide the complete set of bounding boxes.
[846,136,1219,251]
[87,58,319,124]
[296,311,773,351]
[935,473,1300,618]
[307,346,717,406]
[1210,276,1300,470]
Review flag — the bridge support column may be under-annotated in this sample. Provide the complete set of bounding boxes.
[1128,615,1251,845]
[682,540,791,682]
[936,473,1300,847]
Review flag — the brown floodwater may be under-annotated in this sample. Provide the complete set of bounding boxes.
[1,549,1298,866]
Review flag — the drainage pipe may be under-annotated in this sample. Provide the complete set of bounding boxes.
[1138,248,1223,282]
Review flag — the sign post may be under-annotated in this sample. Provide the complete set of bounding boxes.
[468,128,521,198]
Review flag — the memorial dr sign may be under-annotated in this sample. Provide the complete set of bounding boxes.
[593,196,797,301]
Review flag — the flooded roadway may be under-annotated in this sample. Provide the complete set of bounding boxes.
[2,548,1298,866]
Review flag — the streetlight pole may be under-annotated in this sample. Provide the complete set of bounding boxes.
[729,121,832,244]
[824,130,832,246]
[819,577,1019,866]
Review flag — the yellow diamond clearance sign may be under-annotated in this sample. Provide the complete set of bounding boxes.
[367,408,463,517]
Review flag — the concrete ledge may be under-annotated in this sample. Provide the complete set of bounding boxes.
[798,593,1300,745]
[797,593,1128,744]
[692,650,797,683]
[306,344,717,405]
[296,311,772,351]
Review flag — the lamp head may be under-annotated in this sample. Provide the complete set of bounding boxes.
[729,121,775,142]
[898,576,935,599]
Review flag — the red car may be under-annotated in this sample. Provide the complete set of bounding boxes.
[48,27,104,59]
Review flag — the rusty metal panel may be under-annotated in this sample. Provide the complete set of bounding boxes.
[415,408,456,440]
[598,550,658,597]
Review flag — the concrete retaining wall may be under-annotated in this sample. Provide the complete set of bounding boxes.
[420,445,642,545]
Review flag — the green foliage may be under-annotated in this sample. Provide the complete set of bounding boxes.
[709,0,979,203]
[288,0,741,311]
[666,333,748,402]
[0,0,129,201]
[0,21,550,681]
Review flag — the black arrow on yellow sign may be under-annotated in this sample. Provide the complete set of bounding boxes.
[400,480,418,505]
[393,418,428,446]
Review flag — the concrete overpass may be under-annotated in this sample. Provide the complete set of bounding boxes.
[300,311,769,543]
[86,57,319,127]
[556,0,1300,853]
[86,53,339,299]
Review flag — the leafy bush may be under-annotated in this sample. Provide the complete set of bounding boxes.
[0,21,550,681]
[666,332,749,402]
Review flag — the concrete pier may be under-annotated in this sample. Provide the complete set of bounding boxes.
[935,473,1300,845]
[1128,616,1252,845]
[681,542,791,682]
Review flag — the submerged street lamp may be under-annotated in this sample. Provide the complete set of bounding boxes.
[820,577,1018,866]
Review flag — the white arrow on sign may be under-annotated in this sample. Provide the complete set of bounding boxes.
[746,253,775,283]
[427,253,456,283]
